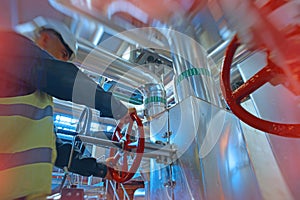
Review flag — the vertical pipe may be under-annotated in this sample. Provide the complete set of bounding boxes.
[160,17,222,107]
[143,83,166,118]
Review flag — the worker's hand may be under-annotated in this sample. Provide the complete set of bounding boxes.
[127,107,137,117]
[104,157,117,180]
[120,107,137,124]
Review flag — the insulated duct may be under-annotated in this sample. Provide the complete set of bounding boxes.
[159,15,222,107]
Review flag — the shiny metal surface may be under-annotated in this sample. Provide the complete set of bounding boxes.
[77,38,162,89]
[133,188,145,200]
[160,22,222,107]
[238,52,300,199]
[76,35,168,122]
[78,135,122,150]
[76,106,92,135]
[143,83,166,118]
[49,0,167,50]
[240,101,293,200]
[149,96,262,200]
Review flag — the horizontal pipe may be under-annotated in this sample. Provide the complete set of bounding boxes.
[76,38,162,90]
[49,0,167,49]
[78,135,122,149]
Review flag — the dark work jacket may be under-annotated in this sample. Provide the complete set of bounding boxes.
[0,31,127,119]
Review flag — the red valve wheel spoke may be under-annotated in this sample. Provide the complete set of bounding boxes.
[124,120,134,143]
[109,111,145,183]
[122,152,128,173]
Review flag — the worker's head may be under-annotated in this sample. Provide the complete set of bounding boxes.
[34,18,77,61]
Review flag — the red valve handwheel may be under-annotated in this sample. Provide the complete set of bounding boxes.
[220,35,300,137]
[108,111,145,183]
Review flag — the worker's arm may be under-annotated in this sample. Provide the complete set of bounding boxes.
[34,58,128,119]
[0,31,127,119]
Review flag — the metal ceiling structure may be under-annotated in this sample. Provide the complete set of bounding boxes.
[8,0,236,115]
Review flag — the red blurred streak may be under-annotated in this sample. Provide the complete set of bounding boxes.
[91,0,207,25]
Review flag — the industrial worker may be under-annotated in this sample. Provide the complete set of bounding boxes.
[0,18,130,199]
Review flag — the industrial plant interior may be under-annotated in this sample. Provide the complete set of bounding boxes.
[1,0,300,199]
